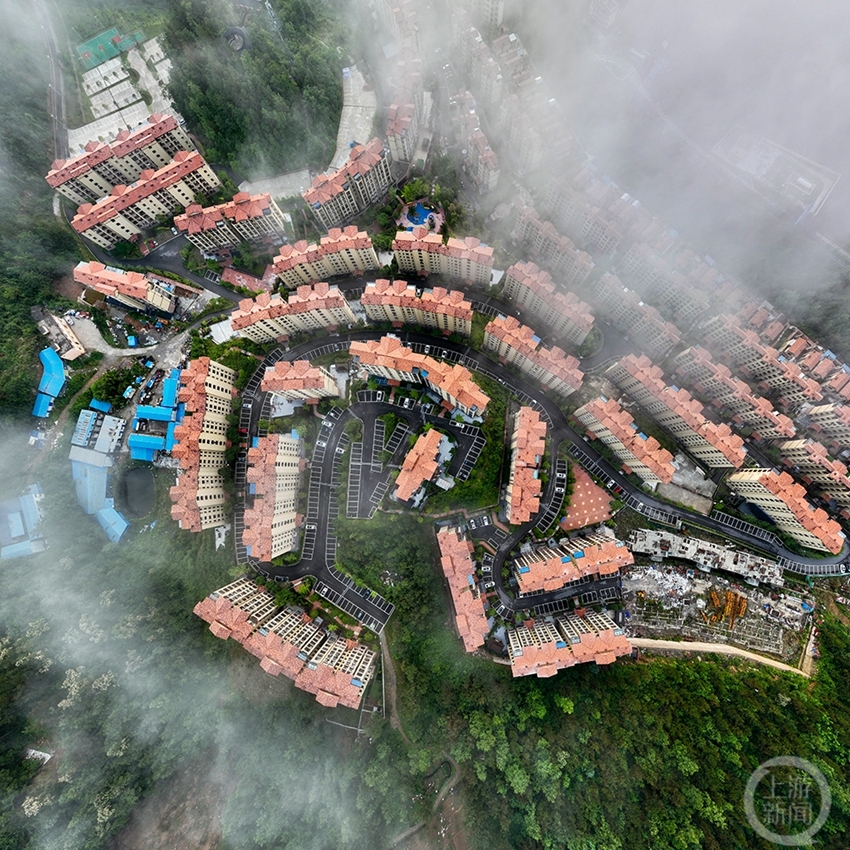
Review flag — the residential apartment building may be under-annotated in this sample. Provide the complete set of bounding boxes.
[502,261,594,346]
[804,403,850,451]
[673,346,796,440]
[261,360,340,402]
[378,0,420,53]
[241,433,303,560]
[170,358,237,531]
[395,428,444,502]
[361,279,473,336]
[617,242,710,326]
[777,439,850,514]
[505,407,546,524]
[484,316,583,401]
[350,336,490,417]
[302,139,393,230]
[229,284,357,343]
[506,611,631,678]
[273,227,379,288]
[385,56,423,163]
[455,17,503,109]
[436,527,489,652]
[465,127,500,195]
[70,151,223,249]
[727,469,845,554]
[574,397,675,486]
[174,192,287,252]
[512,207,595,287]
[606,355,746,469]
[45,113,196,205]
[393,227,494,286]
[465,0,504,38]
[591,272,681,360]
[194,578,376,708]
[543,178,624,256]
[73,261,177,315]
[512,534,634,594]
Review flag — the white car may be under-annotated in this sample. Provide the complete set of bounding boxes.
[335,446,345,454]
[316,440,327,448]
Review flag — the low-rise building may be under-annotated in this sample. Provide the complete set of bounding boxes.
[174,192,288,251]
[436,527,489,652]
[727,468,845,554]
[505,407,546,524]
[607,355,746,468]
[484,316,583,400]
[513,533,634,594]
[574,397,675,485]
[169,358,237,531]
[195,578,376,708]
[393,227,494,286]
[70,151,222,249]
[395,429,445,502]
[361,279,473,336]
[261,360,340,402]
[73,260,177,314]
[506,611,631,677]
[302,139,393,229]
[229,284,357,343]
[0,483,47,559]
[241,433,303,560]
[502,261,594,345]
[628,529,785,587]
[272,227,380,288]
[350,336,489,417]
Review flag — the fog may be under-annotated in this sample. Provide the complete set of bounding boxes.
[520,0,850,302]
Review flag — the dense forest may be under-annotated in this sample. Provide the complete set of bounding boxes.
[0,7,81,418]
[164,0,350,177]
[1,460,848,849]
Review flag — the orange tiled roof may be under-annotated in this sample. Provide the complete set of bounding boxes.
[273,226,374,273]
[262,360,331,394]
[395,428,443,501]
[507,407,546,523]
[73,260,149,302]
[578,397,675,483]
[47,114,181,188]
[392,227,494,269]
[302,139,388,205]
[362,279,473,322]
[506,261,593,333]
[71,152,211,233]
[515,536,633,594]
[485,316,583,393]
[436,527,488,652]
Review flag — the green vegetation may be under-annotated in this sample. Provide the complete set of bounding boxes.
[164,0,350,176]
[426,376,508,512]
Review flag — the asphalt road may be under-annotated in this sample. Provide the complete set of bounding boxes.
[35,0,68,161]
[230,329,848,633]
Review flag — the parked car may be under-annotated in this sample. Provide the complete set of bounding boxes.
[483,581,495,590]
[316,440,327,448]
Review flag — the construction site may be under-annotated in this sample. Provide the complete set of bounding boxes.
[622,563,814,662]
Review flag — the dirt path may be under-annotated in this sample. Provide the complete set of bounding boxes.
[380,630,411,745]
[800,627,817,677]
[631,637,809,677]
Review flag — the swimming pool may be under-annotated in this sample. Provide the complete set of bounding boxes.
[407,202,431,225]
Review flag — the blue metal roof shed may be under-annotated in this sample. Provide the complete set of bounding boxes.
[32,393,52,418]
[90,399,112,413]
[135,404,175,422]
[96,508,129,543]
[37,348,65,397]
